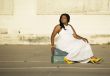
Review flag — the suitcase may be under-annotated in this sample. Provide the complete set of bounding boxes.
[51,48,68,64]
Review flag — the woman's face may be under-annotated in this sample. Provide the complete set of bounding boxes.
[61,15,68,24]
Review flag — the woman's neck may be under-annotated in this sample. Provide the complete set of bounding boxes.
[64,23,68,26]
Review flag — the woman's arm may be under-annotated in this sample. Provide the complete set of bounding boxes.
[51,25,61,54]
[70,25,89,43]
[51,25,61,47]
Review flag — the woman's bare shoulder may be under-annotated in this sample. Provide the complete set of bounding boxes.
[54,24,61,29]
[68,24,72,27]
[68,24,74,28]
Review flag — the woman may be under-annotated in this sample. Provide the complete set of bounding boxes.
[51,13,102,64]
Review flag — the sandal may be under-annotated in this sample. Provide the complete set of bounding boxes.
[64,57,74,64]
[88,57,103,64]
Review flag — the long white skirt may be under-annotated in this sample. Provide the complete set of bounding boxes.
[56,39,94,61]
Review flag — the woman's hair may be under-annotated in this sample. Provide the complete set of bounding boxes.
[59,13,70,30]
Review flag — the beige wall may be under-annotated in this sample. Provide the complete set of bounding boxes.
[0,0,110,36]
[37,0,110,15]
[0,0,13,15]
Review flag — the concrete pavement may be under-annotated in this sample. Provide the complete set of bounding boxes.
[0,44,110,76]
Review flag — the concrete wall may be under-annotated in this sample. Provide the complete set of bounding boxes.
[37,0,110,15]
[0,0,110,44]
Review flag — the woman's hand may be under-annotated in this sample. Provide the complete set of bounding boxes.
[82,38,89,43]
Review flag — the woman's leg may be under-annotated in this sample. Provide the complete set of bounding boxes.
[65,42,94,61]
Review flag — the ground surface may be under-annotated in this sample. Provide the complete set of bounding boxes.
[0,44,110,76]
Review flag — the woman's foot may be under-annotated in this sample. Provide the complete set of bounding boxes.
[88,57,103,64]
[64,57,74,64]
[94,57,103,63]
